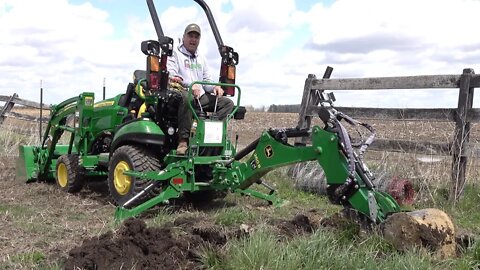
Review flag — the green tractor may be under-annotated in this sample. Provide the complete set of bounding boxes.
[16,0,456,258]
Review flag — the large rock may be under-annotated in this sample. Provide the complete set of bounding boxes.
[381,208,456,258]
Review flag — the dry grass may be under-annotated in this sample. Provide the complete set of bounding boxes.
[4,109,480,186]
[0,164,115,268]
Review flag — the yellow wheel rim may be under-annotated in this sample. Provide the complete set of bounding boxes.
[57,163,68,188]
[114,161,132,195]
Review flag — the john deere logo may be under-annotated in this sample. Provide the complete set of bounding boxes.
[264,145,273,158]
[94,100,114,108]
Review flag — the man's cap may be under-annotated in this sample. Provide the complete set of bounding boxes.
[184,23,201,35]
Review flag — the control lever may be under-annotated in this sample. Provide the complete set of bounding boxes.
[195,97,206,119]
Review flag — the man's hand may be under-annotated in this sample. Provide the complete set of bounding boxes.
[213,86,224,96]
[169,76,184,91]
[170,76,183,83]
[192,84,202,98]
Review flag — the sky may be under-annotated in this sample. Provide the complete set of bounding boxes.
[1,0,480,109]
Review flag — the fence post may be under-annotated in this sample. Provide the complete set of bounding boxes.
[295,66,334,146]
[295,74,317,146]
[450,68,475,203]
[40,81,43,142]
[103,77,106,100]
[0,93,18,125]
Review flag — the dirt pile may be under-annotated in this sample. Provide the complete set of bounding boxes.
[274,212,320,238]
[64,218,218,270]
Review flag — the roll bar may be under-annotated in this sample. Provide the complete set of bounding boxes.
[146,0,165,39]
[146,0,225,54]
[193,0,224,49]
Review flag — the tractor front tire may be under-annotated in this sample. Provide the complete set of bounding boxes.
[108,145,161,207]
[55,154,84,193]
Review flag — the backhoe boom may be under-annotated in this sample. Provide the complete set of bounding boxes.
[227,125,400,223]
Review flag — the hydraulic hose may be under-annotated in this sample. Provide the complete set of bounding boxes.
[333,118,356,179]
[234,138,259,161]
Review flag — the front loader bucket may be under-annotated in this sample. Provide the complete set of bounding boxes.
[16,145,39,182]
[382,208,456,258]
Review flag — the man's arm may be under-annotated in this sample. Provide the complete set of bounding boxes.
[167,50,183,82]
[200,55,223,95]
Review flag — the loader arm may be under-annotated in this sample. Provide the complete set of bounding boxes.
[18,93,95,182]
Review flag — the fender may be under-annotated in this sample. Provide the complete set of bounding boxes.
[110,118,165,153]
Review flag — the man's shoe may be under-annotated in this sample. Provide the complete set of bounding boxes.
[176,140,188,155]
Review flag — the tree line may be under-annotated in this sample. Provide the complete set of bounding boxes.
[245,104,300,113]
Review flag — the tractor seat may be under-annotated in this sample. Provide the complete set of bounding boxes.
[233,106,246,120]
[118,70,149,122]
[133,70,147,86]
[118,70,147,108]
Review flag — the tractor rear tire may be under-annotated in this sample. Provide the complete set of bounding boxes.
[108,145,162,207]
[55,154,85,193]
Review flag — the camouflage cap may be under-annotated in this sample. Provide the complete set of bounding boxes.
[184,23,201,35]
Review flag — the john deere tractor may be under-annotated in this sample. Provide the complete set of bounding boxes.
[16,0,456,258]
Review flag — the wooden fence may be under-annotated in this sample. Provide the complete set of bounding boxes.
[0,93,50,140]
[0,93,50,124]
[296,67,479,202]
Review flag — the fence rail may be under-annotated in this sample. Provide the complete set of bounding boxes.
[0,93,50,124]
[296,67,478,202]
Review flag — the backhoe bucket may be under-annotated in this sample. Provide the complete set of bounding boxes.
[382,208,455,258]
[16,145,39,182]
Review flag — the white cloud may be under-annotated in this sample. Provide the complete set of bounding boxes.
[0,0,479,109]
[0,0,135,102]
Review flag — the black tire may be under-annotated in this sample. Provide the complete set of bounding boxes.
[55,154,84,193]
[108,145,162,207]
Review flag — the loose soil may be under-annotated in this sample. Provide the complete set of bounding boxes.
[64,218,209,270]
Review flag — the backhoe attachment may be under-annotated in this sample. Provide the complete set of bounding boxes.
[292,67,456,258]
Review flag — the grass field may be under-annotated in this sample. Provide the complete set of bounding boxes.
[1,109,479,269]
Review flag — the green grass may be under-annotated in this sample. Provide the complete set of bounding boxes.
[149,206,180,226]
[0,204,36,218]
[415,184,480,233]
[448,186,480,233]
[198,226,480,270]
[214,206,259,226]
[9,251,46,265]
[200,228,406,270]
[194,170,480,270]
[264,168,343,216]
[1,250,62,270]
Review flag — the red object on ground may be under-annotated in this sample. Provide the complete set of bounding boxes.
[387,177,415,206]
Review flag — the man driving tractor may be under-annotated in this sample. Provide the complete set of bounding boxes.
[167,23,234,155]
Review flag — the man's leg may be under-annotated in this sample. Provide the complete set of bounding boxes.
[216,96,234,120]
[199,94,234,120]
[177,91,193,155]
